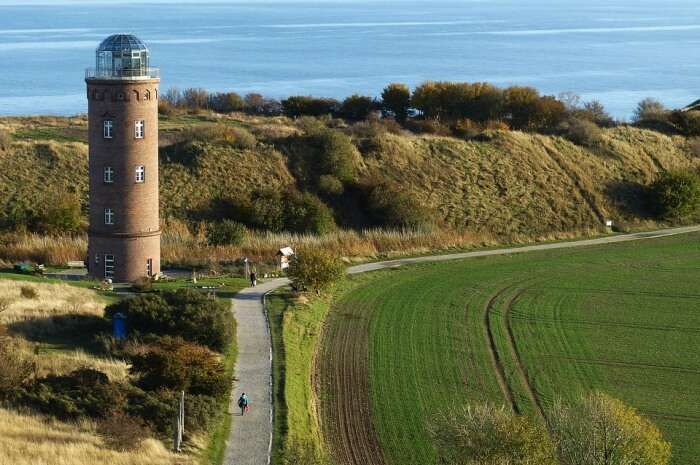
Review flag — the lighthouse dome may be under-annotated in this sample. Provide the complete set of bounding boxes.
[93,34,155,79]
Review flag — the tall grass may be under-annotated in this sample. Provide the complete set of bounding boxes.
[0,222,629,270]
[0,408,195,465]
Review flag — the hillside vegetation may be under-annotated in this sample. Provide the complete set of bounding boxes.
[0,114,697,266]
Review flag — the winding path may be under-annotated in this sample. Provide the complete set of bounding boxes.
[223,224,700,465]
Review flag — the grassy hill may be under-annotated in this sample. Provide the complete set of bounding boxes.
[0,113,697,266]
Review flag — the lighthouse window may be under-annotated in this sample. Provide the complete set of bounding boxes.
[104,166,114,183]
[103,120,113,139]
[135,120,145,139]
[104,208,114,225]
[135,165,145,183]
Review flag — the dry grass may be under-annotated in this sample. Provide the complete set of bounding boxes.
[0,280,129,381]
[0,280,102,325]
[0,408,194,465]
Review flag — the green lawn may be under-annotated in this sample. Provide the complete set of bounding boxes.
[324,232,700,465]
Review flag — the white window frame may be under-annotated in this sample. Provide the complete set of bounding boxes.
[135,165,145,183]
[104,208,114,225]
[94,253,100,264]
[103,120,113,139]
[103,166,114,184]
[104,254,114,279]
[135,120,145,139]
[146,258,153,277]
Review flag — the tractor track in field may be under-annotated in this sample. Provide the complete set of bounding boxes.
[503,288,547,422]
[317,304,386,465]
[483,287,519,413]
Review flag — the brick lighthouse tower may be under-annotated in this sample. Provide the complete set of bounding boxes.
[86,34,160,282]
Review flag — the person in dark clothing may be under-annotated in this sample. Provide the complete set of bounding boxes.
[250,271,257,287]
[237,392,249,416]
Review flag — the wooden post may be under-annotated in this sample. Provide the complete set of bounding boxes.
[173,390,184,452]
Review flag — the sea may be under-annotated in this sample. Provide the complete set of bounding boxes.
[0,0,699,119]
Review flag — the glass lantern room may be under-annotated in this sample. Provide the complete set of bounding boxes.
[90,34,157,79]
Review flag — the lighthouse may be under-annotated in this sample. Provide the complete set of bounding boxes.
[85,34,160,282]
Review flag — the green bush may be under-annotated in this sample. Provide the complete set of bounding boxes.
[364,179,434,230]
[130,336,228,397]
[288,128,363,189]
[206,220,247,246]
[561,117,604,147]
[105,288,234,352]
[288,248,344,294]
[19,368,127,420]
[318,174,344,195]
[126,388,219,435]
[430,403,557,465]
[650,169,700,219]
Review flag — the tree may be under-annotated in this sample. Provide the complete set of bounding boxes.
[339,95,377,121]
[650,169,700,219]
[181,88,209,109]
[209,92,245,113]
[287,248,344,294]
[549,392,671,465]
[381,83,411,122]
[429,403,557,465]
[633,98,667,123]
[282,96,339,118]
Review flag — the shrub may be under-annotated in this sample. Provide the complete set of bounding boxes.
[549,392,671,465]
[561,117,604,147]
[633,97,668,123]
[687,137,700,157]
[130,336,228,397]
[288,128,363,189]
[229,126,257,149]
[0,337,35,394]
[339,95,377,121]
[318,174,344,195]
[126,388,219,435]
[364,179,434,230]
[282,96,339,118]
[288,248,344,294]
[105,288,234,352]
[131,276,153,293]
[20,285,37,299]
[429,403,557,465]
[650,169,700,219]
[20,368,127,420]
[97,413,150,451]
[206,220,247,246]
[669,110,700,136]
[36,191,84,234]
[381,83,411,122]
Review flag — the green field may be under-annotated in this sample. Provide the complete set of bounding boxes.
[320,232,700,465]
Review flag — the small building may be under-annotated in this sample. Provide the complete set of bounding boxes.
[277,247,294,270]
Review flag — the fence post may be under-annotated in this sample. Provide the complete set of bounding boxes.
[173,390,185,452]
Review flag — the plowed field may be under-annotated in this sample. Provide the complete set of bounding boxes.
[318,232,700,465]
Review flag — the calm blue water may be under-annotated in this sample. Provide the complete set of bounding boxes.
[0,0,699,118]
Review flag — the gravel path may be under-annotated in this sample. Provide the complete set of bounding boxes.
[223,224,700,465]
[224,278,288,465]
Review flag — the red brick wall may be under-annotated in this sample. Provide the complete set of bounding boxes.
[86,78,161,282]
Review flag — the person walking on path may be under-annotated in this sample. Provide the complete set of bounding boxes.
[237,392,249,416]
[250,271,257,287]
